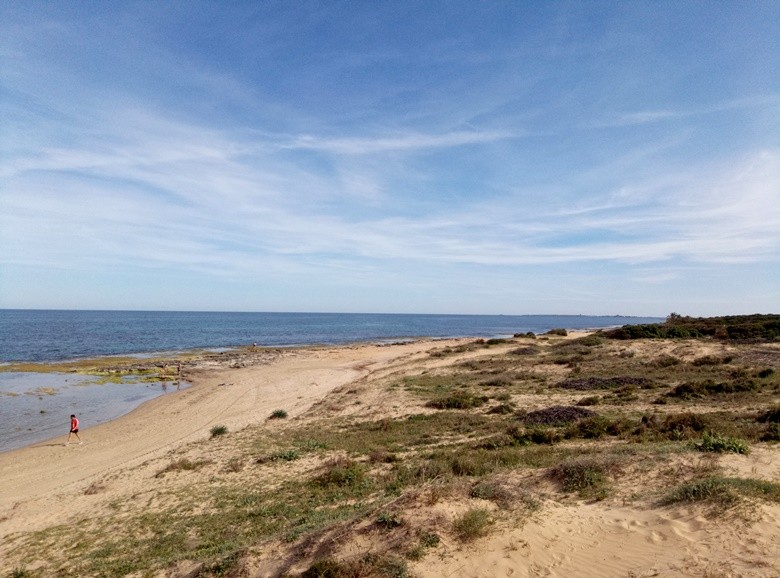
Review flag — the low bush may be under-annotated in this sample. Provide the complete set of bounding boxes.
[210,424,228,438]
[546,328,568,336]
[558,376,652,390]
[652,354,681,368]
[665,379,759,400]
[521,405,597,426]
[577,395,601,406]
[314,457,366,488]
[760,424,780,442]
[567,415,634,439]
[426,391,488,409]
[269,409,288,419]
[509,346,540,356]
[657,412,709,439]
[693,432,750,454]
[757,405,780,423]
[692,355,727,366]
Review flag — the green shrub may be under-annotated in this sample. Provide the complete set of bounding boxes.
[546,328,568,336]
[758,368,774,378]
[452,508,492,542]
[693,432,750,454]
[210,424,228,438]
[269,409,288,419]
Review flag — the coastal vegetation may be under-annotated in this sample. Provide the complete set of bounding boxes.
[3,320,780,577]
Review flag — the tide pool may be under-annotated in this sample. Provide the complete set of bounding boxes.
[0,372,189,453]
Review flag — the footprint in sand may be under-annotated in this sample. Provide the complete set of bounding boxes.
[647,530,666,544]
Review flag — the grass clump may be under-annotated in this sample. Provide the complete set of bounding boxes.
[375,511,404,530]
[549,456,620,500]
[210,424,228,438]
[406,531,440,561]
[662,476,780,509]
[155,458,211,478]
[256,449,301,463]
[269,409,288,419]
[452,508,493,542]
[693,432,750,454]
[507,425,562,445]
[566,415,635,439]
[314,457,367,489]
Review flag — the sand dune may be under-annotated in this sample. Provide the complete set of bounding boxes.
[1,337,778,577]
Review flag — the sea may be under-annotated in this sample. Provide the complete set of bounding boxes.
[0,310,662,452]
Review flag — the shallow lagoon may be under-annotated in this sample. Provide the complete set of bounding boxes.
[0,372,189,453]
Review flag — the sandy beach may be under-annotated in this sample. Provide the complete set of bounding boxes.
[1,336,778,577]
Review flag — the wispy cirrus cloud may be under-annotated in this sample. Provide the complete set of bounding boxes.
[282,129,521,155]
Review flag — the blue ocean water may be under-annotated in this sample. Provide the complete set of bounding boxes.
[0,310,663,363]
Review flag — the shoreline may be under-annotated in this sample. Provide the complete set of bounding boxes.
[0,338,465,510]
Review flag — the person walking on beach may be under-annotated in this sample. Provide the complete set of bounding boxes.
[66,414,82,446]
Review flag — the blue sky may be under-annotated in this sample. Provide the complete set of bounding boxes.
[1,1,778,316]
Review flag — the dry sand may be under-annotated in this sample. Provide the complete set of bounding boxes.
[1,338,778,577]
